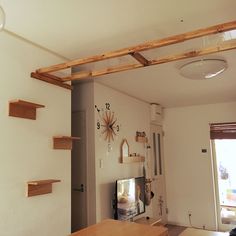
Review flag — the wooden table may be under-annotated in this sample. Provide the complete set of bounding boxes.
[70,219,168,236]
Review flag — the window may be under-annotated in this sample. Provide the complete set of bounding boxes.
[211,122,236,227]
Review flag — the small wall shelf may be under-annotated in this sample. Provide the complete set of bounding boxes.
[9,99,45,120]
[27,179,61,197]
[135,136,148,143]
[53,136,80,150]
[121,155,145,163]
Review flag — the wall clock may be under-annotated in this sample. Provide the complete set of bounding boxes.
[95,103,120,143]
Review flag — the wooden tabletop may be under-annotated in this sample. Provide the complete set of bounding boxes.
[70,219,168,236]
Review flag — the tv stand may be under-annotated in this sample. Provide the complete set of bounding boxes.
[134,217,162,226]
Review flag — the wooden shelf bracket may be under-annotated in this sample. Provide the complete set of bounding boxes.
[121,155,145,163]
[27,179,61,197]
[53,136,80,150]
[135,136,148,143]
[9,99,45,120]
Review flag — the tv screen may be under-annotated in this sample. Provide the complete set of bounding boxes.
[115,176,145,220]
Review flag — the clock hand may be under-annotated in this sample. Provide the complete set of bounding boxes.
[108,129,114,141]
[110,128,116,136]
[108,124,116,136]
[110,118,117,128]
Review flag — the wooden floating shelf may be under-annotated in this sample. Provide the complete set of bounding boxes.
[121,155,145,163]
[9,99,45,120]
[135,136,148,143]
[27,179,61,197]
[53,136,80,150]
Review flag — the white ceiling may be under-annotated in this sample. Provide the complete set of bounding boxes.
[1,0,236,107]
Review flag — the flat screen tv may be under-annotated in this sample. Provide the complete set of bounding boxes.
[114,176,145,221]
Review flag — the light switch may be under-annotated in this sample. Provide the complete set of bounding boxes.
[99,159,104,168]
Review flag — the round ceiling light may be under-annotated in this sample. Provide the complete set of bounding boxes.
[0,5,5,31]
[179,59,227,80]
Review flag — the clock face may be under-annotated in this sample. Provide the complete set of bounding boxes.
[95,103,120,143]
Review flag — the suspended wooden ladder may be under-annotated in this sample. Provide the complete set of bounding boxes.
[31,20,236,90]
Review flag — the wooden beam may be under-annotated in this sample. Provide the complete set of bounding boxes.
[68,64,143,81]
[36,21,236,74]
[150,41,236,66]
[129,52,150,66]
[93,63,143,77]
[31,72,72,90]
[64,41,236,81]
[62,71,91,82]
[41,73,64,82]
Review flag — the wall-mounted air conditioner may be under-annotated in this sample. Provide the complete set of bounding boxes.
[150,103,163,124]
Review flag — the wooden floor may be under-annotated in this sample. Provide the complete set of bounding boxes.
[178,228,229,236]
[165,224,187,236]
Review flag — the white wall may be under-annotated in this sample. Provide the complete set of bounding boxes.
[94,82,153,221]
[163,101,236,230]
[72,82,154,224]
[0,32,71,235]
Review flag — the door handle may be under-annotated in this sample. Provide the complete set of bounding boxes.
[73,184,84,192]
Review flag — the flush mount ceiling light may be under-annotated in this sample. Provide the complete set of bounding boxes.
[0,5,5,31]
[179,59,227,80]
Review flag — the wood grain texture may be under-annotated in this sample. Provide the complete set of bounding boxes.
[9,100,45,120]
[64,41,236,81]
[28,179,61,185]
[41,73,64,82]
[27,179,61,197]
[62,71,92,82]
[53,136,80,150]
[31,72,72,90]
[150,41,236,65]
[36,20,236,74]
[9,100,45,108]
[69,64,143,81]
[70,219,168,236]
[121,155,145,163]
[129,52,150,66]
